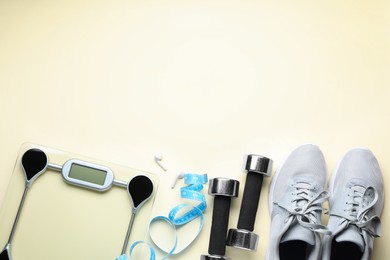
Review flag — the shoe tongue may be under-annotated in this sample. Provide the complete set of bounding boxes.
[280,222,315,245]
[335,225,364,252]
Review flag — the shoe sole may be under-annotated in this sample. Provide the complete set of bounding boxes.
[266,150,286,260]
[268,155,283,213]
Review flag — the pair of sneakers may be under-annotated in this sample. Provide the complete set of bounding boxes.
[266,144,384,260]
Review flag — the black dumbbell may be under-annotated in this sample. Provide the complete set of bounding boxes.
[201,178,240,260]
[226,154,272,251]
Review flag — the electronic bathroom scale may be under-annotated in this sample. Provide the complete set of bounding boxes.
[0,143,158,260]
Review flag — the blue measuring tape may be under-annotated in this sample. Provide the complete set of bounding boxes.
[116,173,208,260]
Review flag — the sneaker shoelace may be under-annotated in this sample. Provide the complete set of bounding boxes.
[330,185,381,238]
[276,182,331,235]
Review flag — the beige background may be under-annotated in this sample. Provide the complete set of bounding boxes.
[0,0,389,259]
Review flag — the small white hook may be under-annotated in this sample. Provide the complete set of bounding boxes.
[171,172,185,189]
[154,153,167,171]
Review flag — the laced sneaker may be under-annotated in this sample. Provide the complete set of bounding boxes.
[322,148,384,260]
[266,144,329,260]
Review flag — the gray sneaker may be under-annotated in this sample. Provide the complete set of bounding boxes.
[267,144,329,260]
[322,148,384,260]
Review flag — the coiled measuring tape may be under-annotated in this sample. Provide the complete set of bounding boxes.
[117,173,208,260]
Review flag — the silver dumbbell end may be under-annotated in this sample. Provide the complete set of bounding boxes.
[209,178,239,197]
[245,154,273,176]
[226,229,259,251]
[201,255,231,260]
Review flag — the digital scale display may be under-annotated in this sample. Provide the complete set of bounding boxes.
[69,163,107,185]
[61,159,115,191]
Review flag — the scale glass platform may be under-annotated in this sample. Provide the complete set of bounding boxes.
[0,143,158,260]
